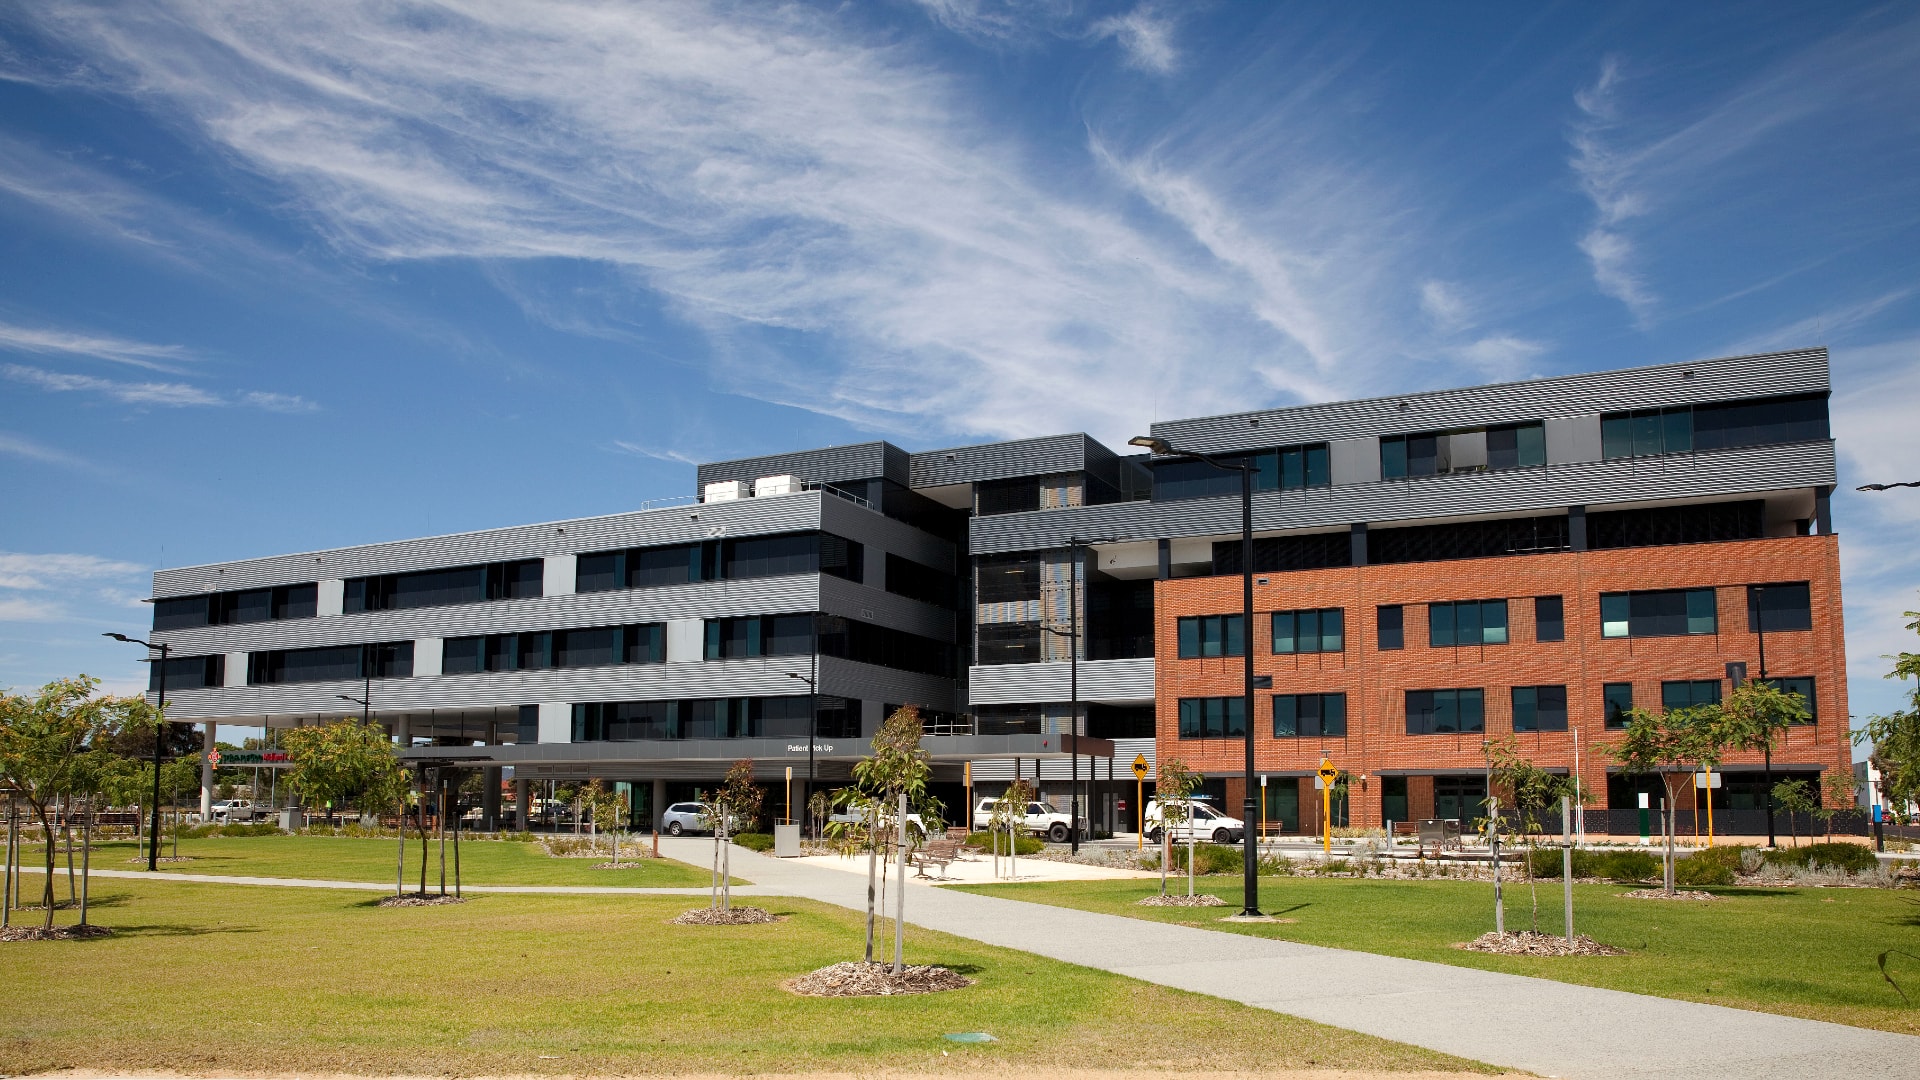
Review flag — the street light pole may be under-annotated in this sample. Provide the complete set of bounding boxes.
[105,632,170,872]
[1754,584,1774,848]
[1130,435,1262,918]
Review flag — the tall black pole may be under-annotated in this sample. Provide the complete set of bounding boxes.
[808,613,818,837]
[1239,462,1260,917]
[1070,540,1081,854]
[149,643,170,872]
[1756,586,1773,847]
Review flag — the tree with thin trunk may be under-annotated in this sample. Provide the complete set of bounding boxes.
[1487,737,1581,932]
[846,706,938,972]
[0,677,144,931]
[990,778,1035,881]
[705,760,762,912]
[591,781,630,867]
[1855,606,1920,821]
[282,718,399,828]
[1155,759,1198,897]
[1604,704,1719,896]
[1773,779,1814,847]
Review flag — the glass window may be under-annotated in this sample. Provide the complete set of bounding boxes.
[575,551,621,593]
[1662,679,1722,712]
[148,654,223,691]
[1762,676,1816,723]
[1177,614,1246,658]
[1377,605,1404,650]
[1177,696,1247,738]
[555,627,620,669]
[1407,434,1439,476]
[1693,392,1829,451]
[1535,595,1565,642]
[885,554,955,607]
[515,632,551,670]
[273,583,318,619]
[153,595,210,631]
[1272,608,1343,654]
[442,636,484,674]
[625,624,666,664]
[1280,447,1305,490]
[1274,693,1347,737]
[819,534,864,583]
[1603,683,1635,729]
[486,634,516,672]
[1511,685,1568,732]
[249,642,410,685]
[1599,588,1718,638]
[631,544,701,587]
[1487,422,1546,470]
[1747,582,1812,632]
[1303,444,1331,487]
[1405,688,1484,734]
[1429,599,1508,647]
[221,588,273,625]
[1602,406,1694,459]
[1380,436,1408,480]
[726,534,817,579]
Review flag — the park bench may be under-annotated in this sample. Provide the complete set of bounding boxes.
[909,837,964,879]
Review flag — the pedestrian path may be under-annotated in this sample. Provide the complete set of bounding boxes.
[661,838,1920,1080]
[18,864,771,896]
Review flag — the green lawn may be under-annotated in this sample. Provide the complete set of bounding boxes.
[25,834,719,888]
[0,879,1495,1076]
[952,875,1920,1035]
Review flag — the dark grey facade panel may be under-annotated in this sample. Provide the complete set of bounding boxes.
[1150,348,1828,455]
[148,575,823,655]
[819,575,955,642]
[816,654,958,713]
[819,490,954,568]
[152,492,827,598]
[909,433,1095,487]
[696,441,907,490]
[966,439,1836,554]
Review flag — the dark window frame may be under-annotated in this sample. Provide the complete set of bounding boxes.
[1273,692,1347,737]
[1271,608,1344,654]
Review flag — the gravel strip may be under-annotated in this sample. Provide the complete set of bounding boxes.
[376,894,468,907]
[1455,931,1625,956]
[672,906,781,925]
[786,960,972,997]
[1621,888,1723,901]
[1137,893,1227,907]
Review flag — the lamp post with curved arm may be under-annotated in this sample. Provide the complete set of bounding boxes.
[104,632,169,872]
[1129,435,1263,918]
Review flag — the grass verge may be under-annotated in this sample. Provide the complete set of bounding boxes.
[951,875,1920,1035]
[24,834,721,888]
[0,878,1494,1075]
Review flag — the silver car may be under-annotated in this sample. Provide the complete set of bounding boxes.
[659,801,739,835]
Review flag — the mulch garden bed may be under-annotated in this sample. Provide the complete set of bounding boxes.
[1,924,115,942]
[671,906,781,925]
[786,960,973,997]
[1455,930,1625,956]
[376,894,469,907]
[1137,893,1227,907]
[1621,888,1723,901]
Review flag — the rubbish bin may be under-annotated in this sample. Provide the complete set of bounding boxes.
[774,822,801,858]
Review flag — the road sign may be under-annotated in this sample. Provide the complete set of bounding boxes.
[1315,760,1338,853]
[1693,771,1723,788]
[1132,754,1149,780]
[1316,761,1339,784]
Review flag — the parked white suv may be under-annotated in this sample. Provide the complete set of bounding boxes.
[1144,799,1245,844]
[659,801,741,835]
[971,797,1082,843]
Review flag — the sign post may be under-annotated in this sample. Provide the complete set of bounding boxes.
[1132,754,1149,850]
[964,761,973,834]
[785,766,793,826]
[1694,768,1721,846]
[1258,773,1267,847]
[1315,760,1339,854]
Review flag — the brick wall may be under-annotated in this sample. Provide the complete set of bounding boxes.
[1153,534,1849,830]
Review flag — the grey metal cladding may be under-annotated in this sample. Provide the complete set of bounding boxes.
[819,575,955,642]
[150,575,821,655]
[152,491,827,598]
[153,652,955,721]
[968,658,1155,705]
[696,441,908,489]
[819,491,954,569]
[1149,348,1829,454]
[911,433,1108,487]
[966,439,1836,553]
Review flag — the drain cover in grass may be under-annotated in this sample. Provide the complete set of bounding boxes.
[943,1032,996,1043]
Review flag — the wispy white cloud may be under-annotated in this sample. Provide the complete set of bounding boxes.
[1090,5,1180,74]
[1450,335,1547,381]
[0,317,192,371]
[1569,57,1657,325]
[0,551,147,625]
[610,441,700,467]
[0,430,96,471]
[2,363,318,412]
[1419,280,1470,331]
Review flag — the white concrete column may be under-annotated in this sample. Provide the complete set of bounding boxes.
[200,722,217,818]
[482,766,502,831]
[652,779,667,833]
[514,778,530,831]
[394,716,410,746]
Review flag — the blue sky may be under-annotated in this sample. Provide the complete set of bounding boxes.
[0,1,1915,745]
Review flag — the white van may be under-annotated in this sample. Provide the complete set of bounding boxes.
[971,796,1080,843]
[1143,799,1244,844]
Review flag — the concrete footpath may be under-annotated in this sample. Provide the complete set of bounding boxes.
[662,838,1920,1080]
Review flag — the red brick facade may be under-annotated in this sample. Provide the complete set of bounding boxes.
[1154,535,1849,829]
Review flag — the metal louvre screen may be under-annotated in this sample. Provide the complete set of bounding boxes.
[1368,514,1569,565]
[1212,532,1352,574]
[1588,500,1764,549]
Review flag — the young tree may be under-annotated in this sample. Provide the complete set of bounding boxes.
[0,677,144,931]
[1815,769,1855,844]
[848,706,938,972]
[1855,606,1920,820]
[989,777,1036,881]
[1719,678,1812,840]
[1773,778,1815,847]
[706,761,762,912]
[1486,737,1582,932]
[1604,704,1720,895]
[1155,758,1198,898]
[591,782,630,868]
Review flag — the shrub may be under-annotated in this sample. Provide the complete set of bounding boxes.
[965,831,1043,856]
[1527,846,1572,878]
[182,822,282,839]
[731,832,774,852]
[1167,843,1243,875]
[1674,846,1740,887]
[1764,842,1878,874]
[1591,849,1659,882]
